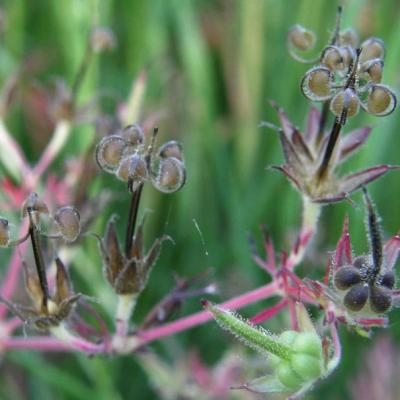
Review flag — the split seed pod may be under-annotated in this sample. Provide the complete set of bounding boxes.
[288,24,316,51]
[54,207,81,242]
[95,135,128,173]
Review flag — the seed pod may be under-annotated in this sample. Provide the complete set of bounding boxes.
[54,207,81,242]
[369,285,392,313]
[22,193,49,224]
[95,135,128,172]
[330,88,359,118]
[321,46,344,71]
[152,157,186,193]
[334,266,362,290]
[360,37,385,63]
[380,271,395,289]
[0,218,10,247]
[158,141,184,161]
[360,59,384,83]
[343,283,368,312]
[340,45,356,67]
[116,153,148,191]
[288,25,316,51]
[353,255,371,271]
[90,27,116,52]
[301,67,332,101]
[365,84,396,116]
[121,124,144,146]
[339,28,359,48]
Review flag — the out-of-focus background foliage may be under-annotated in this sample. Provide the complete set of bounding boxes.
[1,0,400,399]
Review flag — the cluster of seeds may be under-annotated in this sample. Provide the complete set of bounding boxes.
[95,124,186,194]
[289,11,396,119]
[0,193,81,247]
[334,254,395,314]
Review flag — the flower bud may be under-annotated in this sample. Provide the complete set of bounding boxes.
[116,153,148,191]
[95,135,128,173]
[158,141,184,161]
[321,46,344,71]
[301,67,332,101]
[330,88,359,118]
[153,157,186,193]
[90,27,116,52]
[360,37,385,63]
[54,207,81,242]
[0,218,10,247]
[288,25,316,51]
[366,84,396,116]
[121,124,144,146]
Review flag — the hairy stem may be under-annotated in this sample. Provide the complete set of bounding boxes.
[125,184,144,257]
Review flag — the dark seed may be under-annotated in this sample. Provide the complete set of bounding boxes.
[343,284,368,312]
[369,285,392,314]
[334,266,362,290]
[380,271,395,289]
[353,255,371,270]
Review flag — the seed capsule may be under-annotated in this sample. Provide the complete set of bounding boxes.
[288,25,316,51]
[369,285,392,314]
[54,207,81,242]
[95,135,128,172]
[360,59,383,83]
[0,218,10,247]
[22,193,49,216]
[380,271,395,289]
[366,85,396,116]
[321,46,344,71]
[330,88,359,118]
[301,67,332,101]
[343,283,368,312]
[153,157,186,193]
[158,141,184,161]
[339,28,358,48]
[360,37,385,63]
[121,124,144,146]
[334,266,362,290]
[116,153,148,191]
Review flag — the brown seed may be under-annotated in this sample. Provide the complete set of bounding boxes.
[302,67,332,100]
[54,207,81,242]
[288,25,316,51]
[121,124,144,145]
[153,158,186,193]
[339,28,358,48]
[360,37,385,63]
[360,59,383,83]
[0,218,9,247]
[95,135,127,173]
[22,193,49,219]
[158,141,183,161]
[116,154,148,191]
[367,85,396,116]
[321,46,344,71]
[330,89,359,118]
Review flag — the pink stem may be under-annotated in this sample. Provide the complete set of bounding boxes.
[250,298,287,324]
[2,337,72,352]
[136,282,279,346]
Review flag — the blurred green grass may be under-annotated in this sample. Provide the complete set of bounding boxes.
[1,0,400,399]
